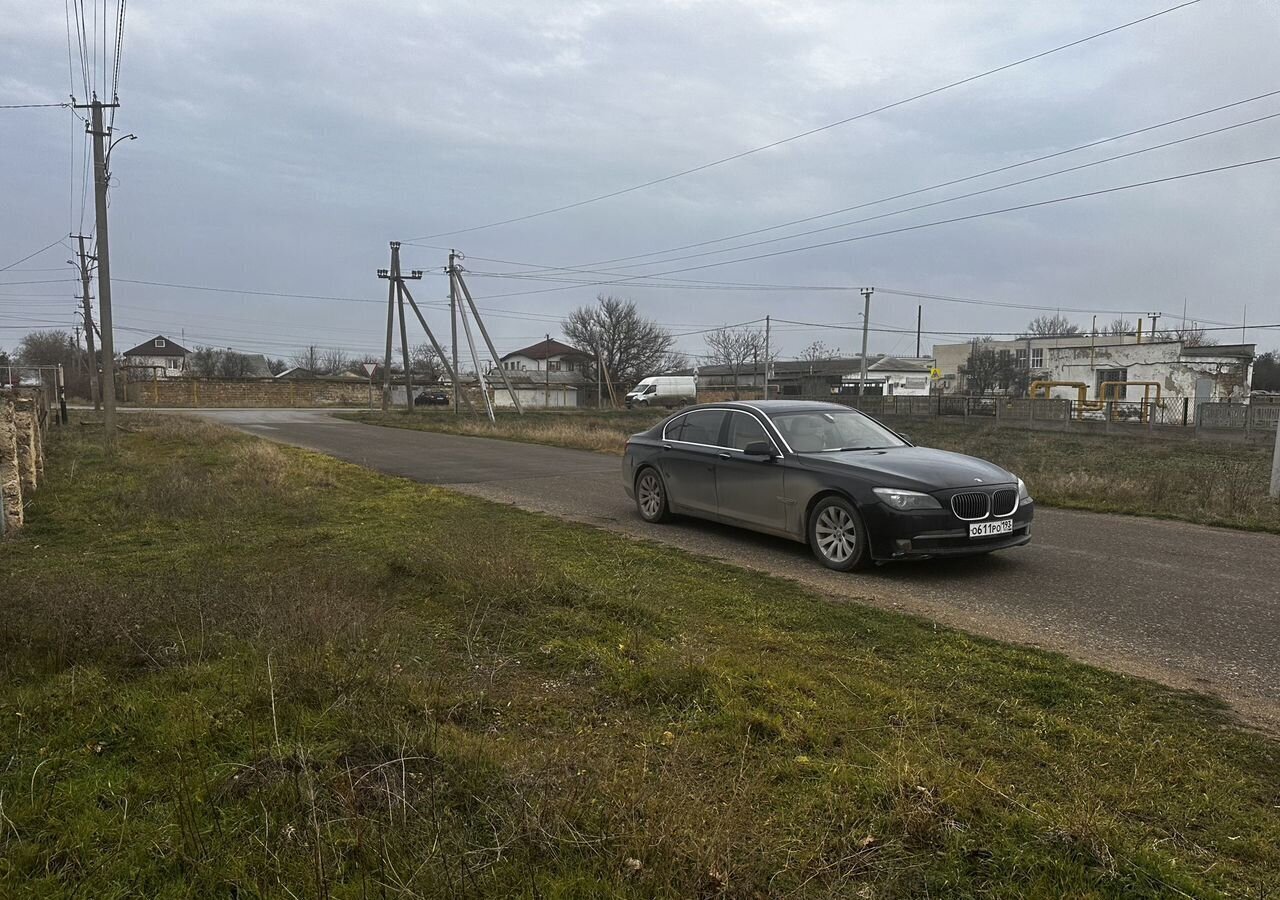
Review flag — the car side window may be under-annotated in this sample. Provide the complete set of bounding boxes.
[727,411,771,451]
[663,415,686,442]
[670,410,726,446]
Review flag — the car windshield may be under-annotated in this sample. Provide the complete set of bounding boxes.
[768,409,907,453]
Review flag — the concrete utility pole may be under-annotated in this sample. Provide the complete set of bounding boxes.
[452,266,524,414]
[449,250,460,415]
[916,305,922,358]
[545,333,551,406]
[1271,411,1280,499]
[398,279,477,416]
[379,258,395,411]
[74,234,100,410]
[377,242,423,412]
[857,287,874,397]
[763,315,771,400]
[77,96,123,446]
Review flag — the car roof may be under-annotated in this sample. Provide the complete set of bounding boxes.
[720,399,854,414]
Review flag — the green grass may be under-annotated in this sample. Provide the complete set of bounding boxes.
[344,408,1280,533]
[2,416,1278,897]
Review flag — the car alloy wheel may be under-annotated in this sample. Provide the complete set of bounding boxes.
[809,497,868,571]
[636,468,670,523]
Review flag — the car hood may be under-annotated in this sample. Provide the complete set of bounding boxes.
[799,446,1016,492]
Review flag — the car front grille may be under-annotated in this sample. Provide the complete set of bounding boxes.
[991,488,1018,517]
[950,491,991,521]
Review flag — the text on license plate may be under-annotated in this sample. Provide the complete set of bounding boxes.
[969,519,1013,539]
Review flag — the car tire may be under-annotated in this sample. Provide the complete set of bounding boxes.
[635,467,671,523]
[808,496,869,571]
[638,399,649,407]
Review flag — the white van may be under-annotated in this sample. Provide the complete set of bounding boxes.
[625,375,697,408]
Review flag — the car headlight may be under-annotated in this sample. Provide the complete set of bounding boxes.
[1017,477,1033,506]
[873,487,942,511]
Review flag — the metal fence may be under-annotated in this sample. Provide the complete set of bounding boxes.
[820,394,1276,441]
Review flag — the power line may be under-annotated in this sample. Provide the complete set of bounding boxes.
[0,102,73,110]
[472,111,1280,278]
[408,0,1204,241]
[0,239,69,273]
[459,153,1280,300]
[539,89,1280,272]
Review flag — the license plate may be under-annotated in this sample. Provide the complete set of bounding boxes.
[969,519,1013,539]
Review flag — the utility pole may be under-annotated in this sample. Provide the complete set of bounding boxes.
[1149,312,1161,341]
[452,266,524,414]
[1271,407,1280,498]
[74,234,100,410]
[857,287,873,397]
[76,95,122,446]
[376,242,422,412]
[379,258,395,411]
[449,250,460,415]
[915,305,922,359]
[545,333,551,407]
[763,315,770,400]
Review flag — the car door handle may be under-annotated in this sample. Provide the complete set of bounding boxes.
[717,452,732,460]
[661,444,672,451]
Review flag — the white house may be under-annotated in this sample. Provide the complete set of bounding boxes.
[121,335,190,378]
[933,335,1254,403]
[841,357,933,396]
[490,339,594,408]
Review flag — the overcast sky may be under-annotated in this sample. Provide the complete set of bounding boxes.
[2,0,1278,367]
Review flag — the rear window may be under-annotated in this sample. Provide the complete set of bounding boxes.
[665,409,726,445]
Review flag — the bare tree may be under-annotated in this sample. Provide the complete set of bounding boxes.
[562,295,676,389]
[659,349,690,373]
[410,343,446,381]
[799,340,841,362]
[316,348,349,376]
[16,330,75,368]
[1157,324,1216,347]
[291,347,321,372]
[957,338,1026,396]
[704,326,774,399]
[267,357,288,376]
[189,346,223,377]
[216,351,254,378]
[1023,314,1080,337]
[1106,318,1133,336]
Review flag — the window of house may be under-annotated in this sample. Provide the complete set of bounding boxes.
[1030,348,1044,368]
[1097,368,1127,398]
[1015,348,1028,368]
[155,339,166,348]
[548,360,561,372]
[564,361,574,372]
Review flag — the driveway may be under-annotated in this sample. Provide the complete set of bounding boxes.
[186,408,1280,728]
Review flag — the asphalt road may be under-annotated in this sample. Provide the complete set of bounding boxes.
[187,408,1280,729]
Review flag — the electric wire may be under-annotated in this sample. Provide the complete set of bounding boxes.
[409,0,1204,240]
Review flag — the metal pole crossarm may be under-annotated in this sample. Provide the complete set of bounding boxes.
[453,269,525,415]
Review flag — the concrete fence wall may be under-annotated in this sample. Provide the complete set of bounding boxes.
[1,390,47,535]
[126,378,378,408]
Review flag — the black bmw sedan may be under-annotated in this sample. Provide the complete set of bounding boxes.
[622,400,1033,570]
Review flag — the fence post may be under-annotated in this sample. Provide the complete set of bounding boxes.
[1181,397,1189,428]
[1147,400,1155,434]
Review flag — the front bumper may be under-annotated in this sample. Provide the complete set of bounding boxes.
[862,500,1035,561]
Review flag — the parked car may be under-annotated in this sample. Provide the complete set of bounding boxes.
[622,400,1033,570]
[414,390,450,407]
[625,375,697,408]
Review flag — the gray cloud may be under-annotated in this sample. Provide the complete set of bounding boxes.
[1,0,1277,364]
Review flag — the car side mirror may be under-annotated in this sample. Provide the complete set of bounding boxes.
[743,441,775,458]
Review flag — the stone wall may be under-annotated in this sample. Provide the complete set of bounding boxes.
[1,391,46,535]
[126,378,379,408]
